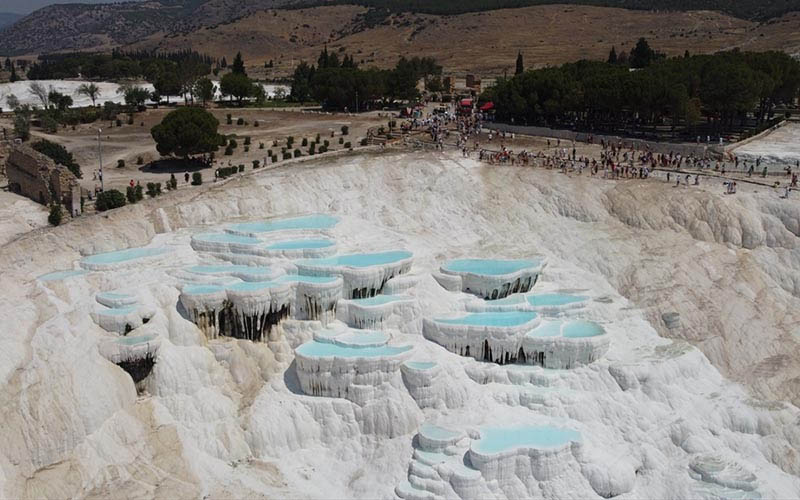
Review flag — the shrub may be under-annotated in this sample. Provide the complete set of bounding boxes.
[168,174,178,190]
[216,166,238,178]
[271,155,278,163]
[117,159,125,168]
[115,118,122,127]
[319,145,328,153]
[238,165,244,173]
[254,120,260,127]
[267,149,273,157]
[244,146,249,152]
[344,141,351,149]
[48,203,63,226]
[339,137,344,144]
[126,186,137,203]
[272,139,278,147]
[224,146,234,155]
[226,113,232,125]
[287,136,294,146]
[360,137,368,146]
[146,182,159,197]
[323,140,330,148]
[341,125,349,135]
[31,139,82,178]
[96,189,126,211]
[135,184,143,201]
[192,172,202,185]
[309,143,316,154]
[252,160,260,169]
[136,156,144,165]
[294,148,301,158]
[302,137,308,146]
[229,138,238,148]
[237,117,244,125]
[259,142,264,149]
[315,133,321,143]
[244,137,251,145]
[282,152,291,160]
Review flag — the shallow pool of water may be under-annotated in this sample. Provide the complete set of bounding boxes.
[443,258,541,276]
[296,340,412,358]
[298,250,412,269]
[472,426,581,454]
[437,312,538,327]
[266,238,335,250]
[277,275,340,284]
[527,293,588,307]
[405,361,437,370]
[562,320,605,338]
[38,269,88,281]
[229,214,339,233]
[182,284,225,295]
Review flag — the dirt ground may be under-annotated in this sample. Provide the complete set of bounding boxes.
[0,107,392,193]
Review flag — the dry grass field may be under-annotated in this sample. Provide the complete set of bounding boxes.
[128,4,800,77]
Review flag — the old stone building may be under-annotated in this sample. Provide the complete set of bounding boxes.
[6,144,83,217]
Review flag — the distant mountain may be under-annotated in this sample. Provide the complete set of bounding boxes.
[0,12,23,31]
[0,0,299,55]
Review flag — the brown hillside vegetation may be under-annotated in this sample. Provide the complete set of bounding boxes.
[127,4,800,78]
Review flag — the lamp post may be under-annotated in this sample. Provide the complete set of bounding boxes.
[97,128,104,192]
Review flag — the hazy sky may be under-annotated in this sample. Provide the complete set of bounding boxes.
[2,0,140,15]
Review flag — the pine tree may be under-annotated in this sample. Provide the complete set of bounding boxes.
[9,64,19,83]
[515,51,524,75]
[607,46,618,64]
[231,52,246,75]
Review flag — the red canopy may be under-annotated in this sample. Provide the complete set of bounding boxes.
[460,98,473,107]
[480,101,494,111]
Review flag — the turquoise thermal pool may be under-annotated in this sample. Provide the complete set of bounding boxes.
[182,284,225,295]
[297,250,412,269]
[404,361,437,370]
[317,329,390,347]
[97,306,137,316]
[442,258,541,276]
[472,426,581,454]
[526,293,589,307]
[276,275,340,284]
[436,312,539,327]
[296,340,412,358]
[527,320,606,339]
[228,214,339,233]
[38,269,88,281]
[266,238,335,250]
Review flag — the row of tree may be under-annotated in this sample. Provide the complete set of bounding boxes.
[482,47,800,136]
[290,48,442,110]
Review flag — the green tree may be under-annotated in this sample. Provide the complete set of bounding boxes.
[150,107,225,159]
[193,77,217,106]
[607,46,618,65]
[231,52,246,76]
[31,139,82,178]
[118,85,150,108]
[515,51,524,75]
[95,190,126,211]
[48,203,63,226]
[9,64,18,82]
[13,105,32,141]
[76,83,101,107]
[154,72,181,103]
[220,72,253,105]
[48,90,73,112]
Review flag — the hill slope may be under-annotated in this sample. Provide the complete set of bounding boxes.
[1,0,800,56]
